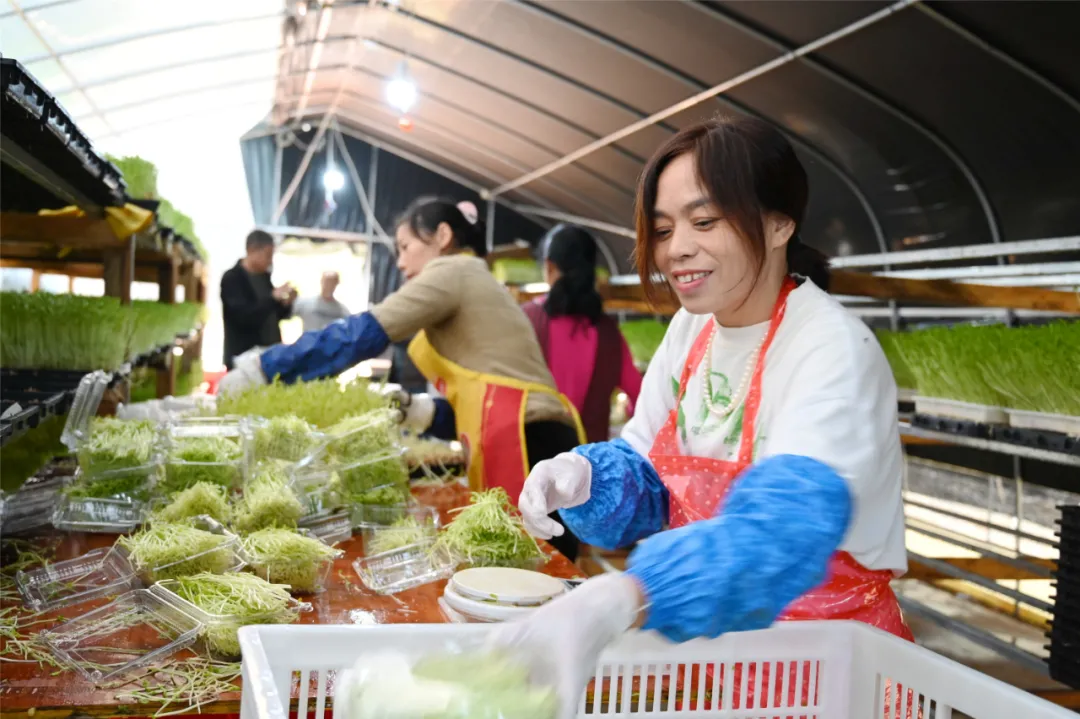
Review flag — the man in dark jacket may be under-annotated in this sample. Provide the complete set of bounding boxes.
[221,230,295,369]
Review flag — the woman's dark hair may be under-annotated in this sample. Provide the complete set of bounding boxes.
[395,196,488,258]
[541,224,604,324]
[634,116,830,302]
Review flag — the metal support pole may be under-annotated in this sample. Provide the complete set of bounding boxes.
[485,200,496,254]
[333,125,387,240]
[272,138,284,222]
[490,0,917,197]
[273,112,332,222]
[367,146,379,236]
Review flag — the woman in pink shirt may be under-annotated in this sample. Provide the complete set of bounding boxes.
[522,224,643,443]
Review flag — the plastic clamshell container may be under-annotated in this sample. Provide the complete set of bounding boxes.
[246,536,344,595]
[60,371,110,451]
[16,547,137,612]
[163,415,242,440]
[126,516,246,584]
[327,451,411,508]
[65,464,156,502]
[1006,408,1080,437]
[150,579,310,660]
[40,588,202,685]
[240,416,325,464]
[287,464,339,521]
[1,477,70,535]
[353,540,456,595]
[157,455,243,496]
[358,504,440,553]
[52,495,146,533]
[299,509,353,546]
[914,396,1008,424]
[353,502,439,529]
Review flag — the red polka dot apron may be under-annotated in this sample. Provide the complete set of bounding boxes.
[648,277,915,714]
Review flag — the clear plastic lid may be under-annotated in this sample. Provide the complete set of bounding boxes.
[298,509,353,546]
[61,371,111,450]
[353,539,456,595]
[52,495,147,533]
[240,415,324,464]
[150,578,311,659]
[65,464,156,502]
[358,504,440,555]
[16,547,137,612]
[162,416,242,440]
[40,589,202,685]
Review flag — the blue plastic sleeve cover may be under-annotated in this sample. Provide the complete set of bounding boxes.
[626,454,852,643]
[259,312,391,384]
[558,438,669,550]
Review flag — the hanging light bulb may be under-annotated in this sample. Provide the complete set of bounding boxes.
[323,166,345,192]
[386,62,417,114]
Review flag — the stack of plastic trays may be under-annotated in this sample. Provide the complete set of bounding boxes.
[1049,504,1080,688]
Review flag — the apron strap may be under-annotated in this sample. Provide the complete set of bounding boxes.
[737,276,797,465]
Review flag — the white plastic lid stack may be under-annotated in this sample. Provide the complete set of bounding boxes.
[449,567,566,607]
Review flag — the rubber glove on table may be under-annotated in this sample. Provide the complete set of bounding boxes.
[489,572,642,719]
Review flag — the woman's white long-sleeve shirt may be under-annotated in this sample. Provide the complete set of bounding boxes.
[621,280,908,573]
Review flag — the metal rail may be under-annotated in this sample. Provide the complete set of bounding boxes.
[897,597,1050,676]
[490,0,918,196]
[831,236,1080,268]
[904,496,1056,548]
[899,423,1080,468]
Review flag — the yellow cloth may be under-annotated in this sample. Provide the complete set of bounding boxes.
[38,203,154,239]
[408,329,585,495]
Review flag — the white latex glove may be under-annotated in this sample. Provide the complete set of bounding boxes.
[380,384,436,433]
[490,573,642,719]
[518,453,592,539]
[217,348,267,396]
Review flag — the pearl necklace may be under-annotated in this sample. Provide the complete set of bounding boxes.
[702,320,766,419]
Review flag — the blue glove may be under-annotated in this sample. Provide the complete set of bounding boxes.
[260,312,390,384]
[626,454,852,643]
[558,439,669,550]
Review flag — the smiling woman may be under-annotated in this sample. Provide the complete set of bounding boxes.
[506,116,914,713]
[634,118,830,324]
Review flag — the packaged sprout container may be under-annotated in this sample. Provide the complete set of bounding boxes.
[353,539,456,595]
[16,546,137,611]
[299,509,354,546]
[116,515,246,584]
[150,574,310,660]
[158,432,244,496]
[52,494,147,533]
[41,588,202,684]
[64,464,156,502]
[241,528,345,594]
[357,504,440,555]
[298,411,410,510]
[241,415,324,465]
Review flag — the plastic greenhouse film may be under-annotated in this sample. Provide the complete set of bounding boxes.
[61,371,110,450]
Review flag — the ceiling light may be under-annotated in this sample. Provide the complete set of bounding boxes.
[301,122,312,132]
[386,63,417,113]
[323,167,345,192]
[297,1,308,17]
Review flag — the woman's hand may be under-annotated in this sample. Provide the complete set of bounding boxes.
[518,453,592,539]
[489,573,644,719]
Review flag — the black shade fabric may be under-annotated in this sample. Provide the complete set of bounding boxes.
[241,125,547,304]
[264,0,1080,269]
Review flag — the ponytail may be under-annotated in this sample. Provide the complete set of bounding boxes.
[396,196,488,258]
[541,224,604,324]
[786,235,830,291]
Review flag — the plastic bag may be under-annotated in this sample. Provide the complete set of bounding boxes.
[333,649,556,719]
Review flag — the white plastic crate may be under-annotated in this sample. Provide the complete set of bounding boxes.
[237,621,1070,719]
